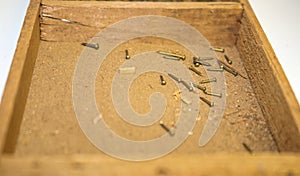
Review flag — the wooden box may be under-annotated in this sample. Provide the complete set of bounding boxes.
[1,0,299,175]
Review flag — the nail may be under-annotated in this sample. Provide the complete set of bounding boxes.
[162,56,181,61]
[157,51,186,60]
[160,121,174,136]
[242,143,252,154]
[181,80,194,91]
[125,50,130,59]
[218,59,247,78]
[43,14,85,26]
[168,73,181,83]
[200,77,217,84]
[199,61,211,66]
[200,97,214,107]
[193,57,211,66]
[192,83,206,91]
[224,55,232,64]
[81,42,99,50]
[160,75,166,85]
[210,47,225,53]
[207,68,224,72]
[189,65,202,76]
[204,91,222,98]
[221,65,238,76]
[218,59,239,76]
[198,57,214,61]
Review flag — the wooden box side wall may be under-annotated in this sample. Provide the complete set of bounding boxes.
[0,0,299,161]
[40,0,243,46]
[1,154,300,175]
[236,0,300,151]
[0,0,41,156]
[0,0,299,175]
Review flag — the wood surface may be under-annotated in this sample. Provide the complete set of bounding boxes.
[1,154,300,176]
[50,0,239,1]
[15,41,277,155]
[0,0,299,174]
[0,0,40,156]
[237,0,300,151]
[40,0,243,46]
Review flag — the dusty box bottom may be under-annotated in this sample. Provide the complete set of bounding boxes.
[15,38,277,156]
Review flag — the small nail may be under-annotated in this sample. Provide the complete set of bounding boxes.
[181,80,194,91]
[242,143,252,154]
[198,57,214,61]
[157,51,186,60]
[125,50,130,59]
[162,56,181,61]
[160,121,175,136]
[224,55,232,64]
[168,73,181,83]
[218,59,239,76]
[210,47,225,53]
[200,97,214,107]
[160,75,166,85]
[221,65,238,76]
[200,77,217,84]
[192,83,206,91]
[204,91,222,98]
[81,42,99,50]
[189,65,202,76]
[193,57,211,66]
[207,68,224,72]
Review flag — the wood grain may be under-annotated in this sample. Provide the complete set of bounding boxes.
[237,0,300,151]
[0,0,40,156]
[15,41,277,155]
[1,154,300,176]
[0,0,299,174]
[40,1,243,46]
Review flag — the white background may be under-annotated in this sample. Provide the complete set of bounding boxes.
[0,0,299,103]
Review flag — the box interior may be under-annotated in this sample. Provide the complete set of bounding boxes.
[2,0,300,158]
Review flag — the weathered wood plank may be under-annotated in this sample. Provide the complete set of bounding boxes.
[0,0,40,156]
[1,154,299,176]
[237,0,300,151]
[40,1,243,46]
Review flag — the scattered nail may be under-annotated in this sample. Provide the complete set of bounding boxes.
[200,77,217,84]
[200,96,214,107]
[157,51,185,60]
[204,91,222,98]
[160,75,167,85]
[210,47,225,53]
[81,42,99,50]
[224,54,232,64]
[125,49,130,59]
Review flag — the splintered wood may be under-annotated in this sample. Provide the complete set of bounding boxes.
[40,0,242,46]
